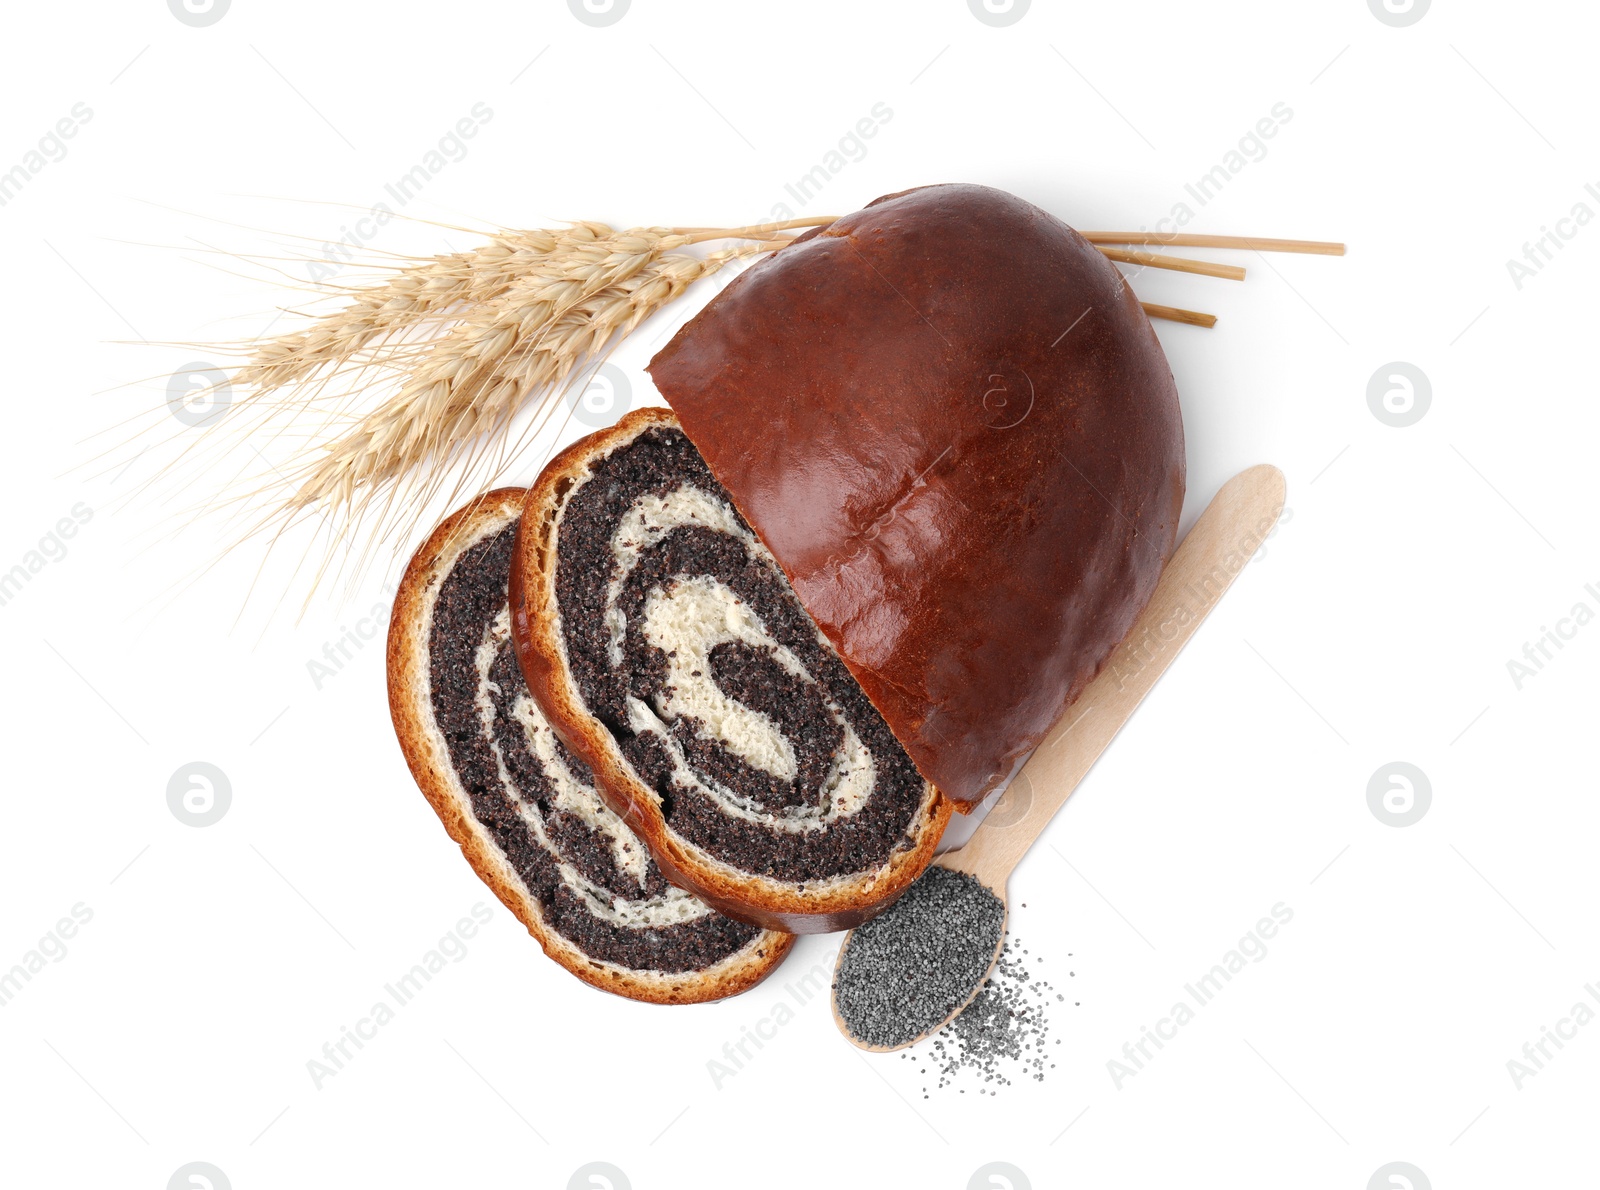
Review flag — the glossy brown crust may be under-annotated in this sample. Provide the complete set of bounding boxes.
[649,184,1185,805]
[387,487,794,1003]
[510,408,951,934]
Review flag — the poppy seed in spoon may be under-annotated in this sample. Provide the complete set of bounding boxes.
[834,866,1006,1049]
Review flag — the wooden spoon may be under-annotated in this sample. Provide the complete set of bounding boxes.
[832,464,1287,1051]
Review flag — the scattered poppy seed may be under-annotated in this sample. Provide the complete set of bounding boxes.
[904,937,1063,1096]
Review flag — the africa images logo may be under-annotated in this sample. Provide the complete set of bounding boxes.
[569,364,633,428]
[1367,363,1431,428]
[168,0,230,28]
[168,1163,230,1190]
[968,0,1030,28]
[568,0,630,28]
[1367,0,1429,28]
[167,362,231,428]
[168,763,232,828]
[969,1162,1030,1190]
[567,1163,630,1190]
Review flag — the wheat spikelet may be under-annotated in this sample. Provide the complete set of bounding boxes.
[231,221,624,400]
[171,215,839,606]
[285,243,755,520]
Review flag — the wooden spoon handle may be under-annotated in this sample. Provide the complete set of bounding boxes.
[941,464,1286,885]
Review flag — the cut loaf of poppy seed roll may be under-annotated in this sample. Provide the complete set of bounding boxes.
[649,185,1185,807]
[388,488,793,1003]
[512,409,951,933]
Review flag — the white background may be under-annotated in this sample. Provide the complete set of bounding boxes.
[1,1,1595,1187]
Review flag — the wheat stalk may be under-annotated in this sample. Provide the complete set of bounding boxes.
[286,243,759,518]
[178,216,831,604]
[234,222,630,400]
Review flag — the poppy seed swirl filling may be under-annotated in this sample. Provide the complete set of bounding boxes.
[553,426,929,884]
[426,519,761,972]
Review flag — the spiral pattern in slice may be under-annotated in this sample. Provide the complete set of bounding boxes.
[552,424,932,885]
[421,507,772,975]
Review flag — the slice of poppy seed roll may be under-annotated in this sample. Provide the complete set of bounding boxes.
[512,409,951,934]
[388,488,793,1003]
